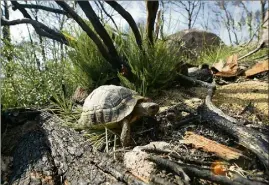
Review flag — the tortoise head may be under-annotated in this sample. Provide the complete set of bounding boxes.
[134,101,159,117]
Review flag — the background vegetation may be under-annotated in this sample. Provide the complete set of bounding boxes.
[1,1,268,109]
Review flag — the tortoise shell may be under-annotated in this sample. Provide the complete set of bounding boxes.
[78,85,145,129]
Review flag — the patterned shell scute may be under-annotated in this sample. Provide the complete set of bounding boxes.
[79,85,142,128]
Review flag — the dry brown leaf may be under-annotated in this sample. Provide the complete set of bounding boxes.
[211,59,225,73]
[213,55,239,77]
[245,60,269,77]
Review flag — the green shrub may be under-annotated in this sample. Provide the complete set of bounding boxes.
[0,41,76,109]
[118,36,180,96]
[65,25,115,90]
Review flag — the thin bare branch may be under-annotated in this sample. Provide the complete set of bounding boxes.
[97,1,119,31]
[1,17,68,45]
[105,1,143,50]
[12,3,67,15]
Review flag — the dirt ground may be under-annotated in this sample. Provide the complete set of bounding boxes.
[154,80,268,123]
[122,79,269,184]
[213,80,268,121]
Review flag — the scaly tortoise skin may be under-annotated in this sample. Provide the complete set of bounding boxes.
[78,85,159,146]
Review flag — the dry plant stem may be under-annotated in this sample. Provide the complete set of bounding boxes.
[238,43,264,61]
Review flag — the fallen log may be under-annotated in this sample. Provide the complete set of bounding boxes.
[4,111,146,185]
[200,88,269,171]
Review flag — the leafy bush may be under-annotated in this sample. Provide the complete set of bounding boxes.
[65,23,182,96]
[1,41,76,109]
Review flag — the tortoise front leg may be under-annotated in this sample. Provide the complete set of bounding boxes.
[120,119,131,147]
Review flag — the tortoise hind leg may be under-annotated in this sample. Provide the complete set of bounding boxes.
[120,119,131,147]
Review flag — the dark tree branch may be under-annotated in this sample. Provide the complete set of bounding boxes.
[12,3,67,15]
[8,1,68,45]
[11,1,32,19]
[96,1,119,31]
[1,17,68,45]
[146,1,159,45]
[105,1,143,50]
[77,1,120,62]
[55,1,122,70]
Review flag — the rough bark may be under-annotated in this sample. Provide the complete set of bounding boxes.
[3,110,146,185]
[199,94,269,171]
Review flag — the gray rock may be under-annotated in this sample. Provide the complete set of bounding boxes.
[167,29,224,60]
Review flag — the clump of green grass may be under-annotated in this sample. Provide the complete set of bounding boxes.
[117,36,181,96]
[237,44,268,62]
[197,45,239,66]
[197,42,267,66]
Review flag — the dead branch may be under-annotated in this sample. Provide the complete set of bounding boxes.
[200,88,269,171]
[1,17,68,45]
[173,115,201,129]
[177,74,216,89]
[12,3,67,15]
[142,148,213,166]
[148,156,267,185]
[105,1,143,50]
[96,1,119,31]
[147,156,191,184]
[6,1,68,45]
[77,1,120,62]
[55,1,121,71]
[177,74,269,171]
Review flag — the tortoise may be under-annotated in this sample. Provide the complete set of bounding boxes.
[78,85,159,147]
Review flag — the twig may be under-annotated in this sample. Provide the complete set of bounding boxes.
[147,156,191,184]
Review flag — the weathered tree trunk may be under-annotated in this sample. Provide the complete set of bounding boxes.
[2,111,146,185]
[145,1,159,45]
